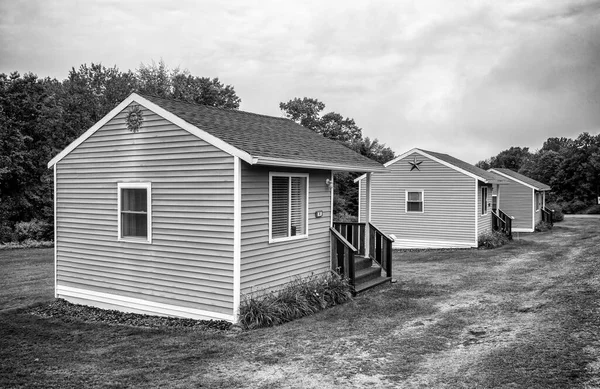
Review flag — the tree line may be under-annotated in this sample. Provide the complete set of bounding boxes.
[475,133,600,213]
[0,61,394,242]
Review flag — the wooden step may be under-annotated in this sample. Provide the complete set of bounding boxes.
[354,256,372,271]
[355,265,382,285]
[354,276,392,294]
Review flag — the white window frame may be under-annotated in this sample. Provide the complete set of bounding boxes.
[481,186,488,215]
[268,172,309,243]
[117,182,152,243]
[405,190,424,213]
[535,192,541,212]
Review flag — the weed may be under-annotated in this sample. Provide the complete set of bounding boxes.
[535,221,553,232]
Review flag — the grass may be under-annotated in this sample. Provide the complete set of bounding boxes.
[2,218,600,388]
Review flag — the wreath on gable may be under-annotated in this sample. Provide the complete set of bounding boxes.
[126,104,144,133]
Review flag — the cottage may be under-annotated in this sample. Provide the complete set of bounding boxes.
[355,148,509,249]
[48,93,389,322]
[488,168,552,232]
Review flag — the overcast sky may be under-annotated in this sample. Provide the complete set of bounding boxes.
[1,0,599,163]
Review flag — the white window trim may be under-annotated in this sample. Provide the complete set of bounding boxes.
[268,172,309,244]
[481,186,488,216]
[117,182,152,244]
[535,191,541,212]
[405,190,424,213]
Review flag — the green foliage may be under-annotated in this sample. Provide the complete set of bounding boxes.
[561,199,589,214]
[546,202,564,222]
[14,219,52,242]
[239,272,352,329]
[535,221,553,232]
[0,61,241,243]
[585,204,600,214]
[280,97,395,219]
[476,147,531,171]
[478,230,510,249]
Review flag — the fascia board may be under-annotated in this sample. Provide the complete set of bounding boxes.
[489,169,546,191]
[385,148,487,182]
[47,93,254,168]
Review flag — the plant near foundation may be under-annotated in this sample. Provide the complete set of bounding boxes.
[478,230,510,249]
[239,271,352,329]
[535,221,553,232]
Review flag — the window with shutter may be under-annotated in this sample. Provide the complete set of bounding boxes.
[269,173,308,242]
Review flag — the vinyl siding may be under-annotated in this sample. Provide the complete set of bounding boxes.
[55,104,235,320]
[360,152,477,248]
[496,180,534,231]
[240,165,331,293]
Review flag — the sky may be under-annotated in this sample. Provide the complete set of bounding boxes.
[1,0,599,164]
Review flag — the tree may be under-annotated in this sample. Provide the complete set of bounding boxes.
[136,60,241,108]
[280,97,395,219]
[488,147,531,171]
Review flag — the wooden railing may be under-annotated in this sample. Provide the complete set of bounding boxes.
[492,209,513,239]
[332,222,366,256]
[330,227,357,289]
[332,221,393,279]
[541,207,554,225]
[368,223,393,278]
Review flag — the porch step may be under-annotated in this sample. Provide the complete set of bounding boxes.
[354,256,373,271]
[355,264,382,284]
[354,276,392,294]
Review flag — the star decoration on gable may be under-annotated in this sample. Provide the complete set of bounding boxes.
[408,157,423,171]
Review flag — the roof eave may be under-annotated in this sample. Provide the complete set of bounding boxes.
[253,156,388,173]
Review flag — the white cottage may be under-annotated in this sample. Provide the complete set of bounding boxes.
[48,93,390,323]
[488,168,552,232]
[356,148,509,249]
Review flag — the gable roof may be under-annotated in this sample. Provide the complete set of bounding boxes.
[354,147,505,183]
[488,168,551,191]
[48,93,386,172]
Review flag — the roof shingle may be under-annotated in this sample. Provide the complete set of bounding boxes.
[489,168,551,191]
[140,94,385,172]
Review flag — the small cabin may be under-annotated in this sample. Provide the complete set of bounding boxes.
[356,148,509,249]
[47,93,390,323]
[488,168,552,232]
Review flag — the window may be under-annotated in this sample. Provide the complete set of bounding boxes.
[118,182,151,243]
[536,192,542,211]
[269,173,308,242]
[492,194,497,211]
[406,191,424,213]
[481,187,488,215]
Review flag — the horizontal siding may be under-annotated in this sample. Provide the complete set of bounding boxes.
[240,165,331,293]
[497,180,533,231]
[360,152,477,248]
[56,105,235,319]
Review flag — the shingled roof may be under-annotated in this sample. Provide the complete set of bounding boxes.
[417,149,507,184]
[49,93,387,172]
[489,168,551,191]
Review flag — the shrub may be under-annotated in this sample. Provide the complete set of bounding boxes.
[14,219,52,242]
[535,221,553,232]
[239,271,352,329]
[545,202,564,222]
[585,204,600,214]
[562,200,588,214]
[478,230,510,249]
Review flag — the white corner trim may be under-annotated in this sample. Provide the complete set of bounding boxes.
[56,285,234,322]
[233,157,241,323]
[357,178,362,223]
[53,164,57,298]
[47,93,254,168]
[474,179,479,246]
[330,171,334,228]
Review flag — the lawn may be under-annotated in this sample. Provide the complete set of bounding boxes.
[1,218,599,388]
